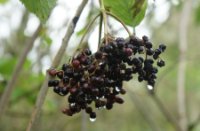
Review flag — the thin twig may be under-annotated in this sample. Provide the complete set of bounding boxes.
[0,23,42,120]
[17,10,29,35]
[73,13,101,56]
[99,0,108,44]
[128,91,161,131]
[26,1,89,131]
[105,11,132,36]
[188,113,200,131]
[98,14,103,46]
[151,94,182,131]
[81,112,87,131]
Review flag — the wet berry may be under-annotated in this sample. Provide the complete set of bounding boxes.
[57,71,63,79]
[53,86,60,94]
[159,44,166,52]
[142,35,149,42]
[157,60,165,67]
[124,48,133,56]
[90,112,96,119]
[85,107,93,114]
[95,51,103,59]
[106,103,113,110]
[115,97,124,104]
[48,68,58,76]
[84,48,92,56]
[48,80,59,87]
[72,59,80,68]
[47,35,166,120]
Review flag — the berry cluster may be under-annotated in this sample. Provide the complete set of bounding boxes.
[48,35,166,121]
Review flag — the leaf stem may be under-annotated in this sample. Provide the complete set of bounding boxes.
[98,14,103,47]
[105,11,132,37]
[99,0,108,44]
[73,13,101,57]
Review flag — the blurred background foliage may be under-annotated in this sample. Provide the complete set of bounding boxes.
[0,0,200,131]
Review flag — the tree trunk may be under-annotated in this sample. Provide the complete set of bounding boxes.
[177,0,192,130]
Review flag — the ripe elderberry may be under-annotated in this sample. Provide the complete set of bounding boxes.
[47,35,166,120]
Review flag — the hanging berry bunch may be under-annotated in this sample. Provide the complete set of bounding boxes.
[47,0,166,122]
[48,35,166,121]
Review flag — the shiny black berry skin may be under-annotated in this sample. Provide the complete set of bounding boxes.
[47,35,166,119]
[159,44,166,52]
[85,107,92,114]
[53,86,60,94]
[48,80,54,87]
[84,49,92,56]
[48,80,59,87]
[90,112,96,119]
[106,103,113,110]
[95,51,103,59]
[157,60,165,67]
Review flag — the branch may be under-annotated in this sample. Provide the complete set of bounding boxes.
[81,112,87,131]
[26,1,89,131]
[98,14,103,46]
[188,113,200,131]
[151,94,182,131]
[128,91,161,131]
[99,0,109,44]
[18,10,29,35]
[0,23,42,119]
[177,0,192,130]
[105,11,131,36]
[75,13,101,53]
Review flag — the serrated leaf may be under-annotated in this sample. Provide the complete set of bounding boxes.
[20,0,57,23]
[103,0,147,27]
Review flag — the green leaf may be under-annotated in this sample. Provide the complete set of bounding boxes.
[0,0,8,4]
[0,57,17,78]
[19,0,57,23]
[76,26,87,36]
[11,73,44,105]
[195,5,200,25]
[44,35,52,46]
[103,0,147,27]
[0,57,32,79]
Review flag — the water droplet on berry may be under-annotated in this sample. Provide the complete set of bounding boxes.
[96,107,101,110]
[70,103,75,106]
[59,92,64,96]
[48,35,166,118]
[147,85,153,90]
[115,87,120,92]
[89,118,96,122]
